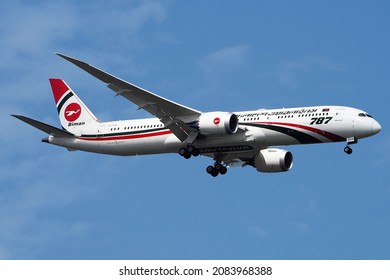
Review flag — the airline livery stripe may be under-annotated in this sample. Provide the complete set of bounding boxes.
[244,122,345,144]
[80,127,168,138]
[250,123,321,144]
[262,122,345,142]
[78,130,172,141]
[56,91,73,113]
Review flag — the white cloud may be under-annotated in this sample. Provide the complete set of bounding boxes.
[0,152,96,258]
[0,0,171,117]
[249,226,270,239]
[0,1,77,62]
[199,45,250,77]
[272,54,345,88]
[0,0,167,57]
[194,45,251,104]
[287,221,311,235]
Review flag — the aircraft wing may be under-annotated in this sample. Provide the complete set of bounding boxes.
[56,53,201,143]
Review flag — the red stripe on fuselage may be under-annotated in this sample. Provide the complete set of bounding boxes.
[78,130,172,141]
[257,122,345,142]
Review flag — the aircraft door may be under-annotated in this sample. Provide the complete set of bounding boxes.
[334,109,345,121]
[97,125,106,137]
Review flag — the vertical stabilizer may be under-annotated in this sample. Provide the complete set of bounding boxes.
[49,79,99,134]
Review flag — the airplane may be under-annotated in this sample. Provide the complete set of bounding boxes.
[12,53,382,177]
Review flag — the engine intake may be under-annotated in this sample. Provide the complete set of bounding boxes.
[197,112,238,135]
[255,148,293,173]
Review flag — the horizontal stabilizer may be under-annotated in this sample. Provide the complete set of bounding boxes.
[12,115,74,138]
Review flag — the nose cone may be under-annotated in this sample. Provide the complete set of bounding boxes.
[371,120,382,135]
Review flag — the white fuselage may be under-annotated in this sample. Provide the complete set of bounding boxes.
[48,105,381,156]
[14,54,382,176]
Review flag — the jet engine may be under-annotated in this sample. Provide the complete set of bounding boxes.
[197,112,238,135]
[254,148,293,173]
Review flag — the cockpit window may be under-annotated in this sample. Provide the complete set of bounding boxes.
[358,112,374,118]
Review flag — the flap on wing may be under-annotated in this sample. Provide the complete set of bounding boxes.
[56,53,201,142]
[12,115,74,138]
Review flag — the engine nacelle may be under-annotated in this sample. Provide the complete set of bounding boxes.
[197,112,238,135]
[255,148,293,173]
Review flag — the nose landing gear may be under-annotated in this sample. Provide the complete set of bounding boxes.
[344,137,358,155]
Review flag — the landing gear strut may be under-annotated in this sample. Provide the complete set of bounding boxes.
[344,137,358,155]
[206,162,228,177]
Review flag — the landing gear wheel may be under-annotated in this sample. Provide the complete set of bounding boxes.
[179,148,187,156]
[211,169,219,177]
[191,148,200,157]
[187,146,200,157]
[214,163,223,171]
[219,166,228,175]
[206,165,215,174]
[179,147,191,159]
[206,165,219,177]
[344,146,353,155]
[206,163,228,177]
[214,163,227,174]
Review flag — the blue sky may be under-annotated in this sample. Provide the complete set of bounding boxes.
[1,0,389,259]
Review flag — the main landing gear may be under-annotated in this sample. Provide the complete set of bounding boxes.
[179,145,200,159]
[178,146,228,177]
[344,137,358,155]
[206,162,228,177]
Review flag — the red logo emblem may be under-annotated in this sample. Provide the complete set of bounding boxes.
[64,103,81,122]
[213,117,220,125]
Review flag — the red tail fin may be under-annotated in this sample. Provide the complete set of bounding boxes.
[48,79,99,133]
[50,79,71,104]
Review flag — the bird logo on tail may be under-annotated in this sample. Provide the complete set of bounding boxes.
[64,103,81,122]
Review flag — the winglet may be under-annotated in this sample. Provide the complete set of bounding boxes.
[55,52,89,69]
[55,52,115,84]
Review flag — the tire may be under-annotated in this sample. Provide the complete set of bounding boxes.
[344,146,352,154]
[206,165,215,174]
[191,148,200,157]
[219,166,227,175]
[179,147,187,156]
[211,169,219,177]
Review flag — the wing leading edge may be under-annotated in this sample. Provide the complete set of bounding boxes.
[55,53,201,142]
